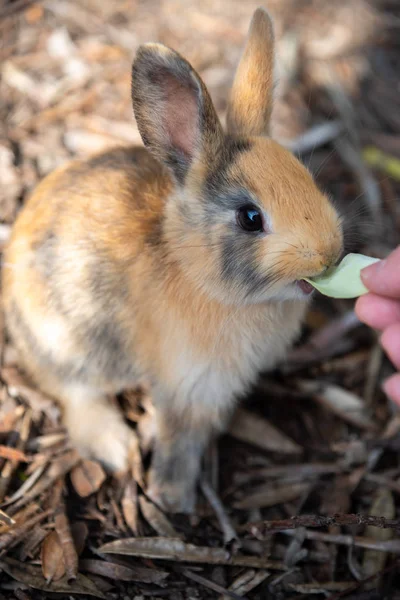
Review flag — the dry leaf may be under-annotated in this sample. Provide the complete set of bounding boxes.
[99,537,285,570]
[139,495,181,538]
[228,408,302,455]
[70,460,106,498]
[41,530,66,583]
[80,558,169,584]
[0,558,106,598]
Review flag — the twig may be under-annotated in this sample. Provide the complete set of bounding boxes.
[248,514,400,536]
[0,409,32,502]
[282,529,400,554]
[0,508,52,552]
[200,478,240,550]
[8,449,80,512]
[180,568,248,600]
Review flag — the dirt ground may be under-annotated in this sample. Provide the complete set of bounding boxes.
[1,0,400,598]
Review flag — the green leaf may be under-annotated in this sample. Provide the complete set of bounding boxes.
[305,253,380,299]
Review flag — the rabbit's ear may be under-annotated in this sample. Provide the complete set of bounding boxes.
[132,44,223,184]
[226,8,275,137]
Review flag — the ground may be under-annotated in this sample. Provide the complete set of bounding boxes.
[1,1,400,599]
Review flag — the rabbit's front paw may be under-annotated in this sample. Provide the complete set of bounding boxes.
[147,469,197,514]
[63,390,136,473]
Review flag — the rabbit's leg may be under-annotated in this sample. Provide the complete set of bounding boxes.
[147,409,211,513]
[60,384,136,473]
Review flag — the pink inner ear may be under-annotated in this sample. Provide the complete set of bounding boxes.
[162,73,199,160]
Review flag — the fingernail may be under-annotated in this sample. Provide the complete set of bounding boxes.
[361,259,385,282]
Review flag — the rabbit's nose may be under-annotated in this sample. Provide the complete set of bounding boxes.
[322,248,342,270]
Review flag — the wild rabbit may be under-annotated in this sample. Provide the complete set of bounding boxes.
[2,7,343,512]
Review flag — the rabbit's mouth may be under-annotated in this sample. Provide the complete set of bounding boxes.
[296,280,314,295]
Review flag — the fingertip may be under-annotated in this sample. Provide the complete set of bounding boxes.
[380,322,400,370]
[383,373,400,408]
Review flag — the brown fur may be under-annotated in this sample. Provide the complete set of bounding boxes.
[2,8,343,513]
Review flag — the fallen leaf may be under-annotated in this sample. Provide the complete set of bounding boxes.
[70,460,106,498]
[80,558,169,584]
[0,558,106,598]
[99,537,285,570]
[41,530,66,583]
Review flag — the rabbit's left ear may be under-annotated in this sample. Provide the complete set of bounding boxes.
[132,44,224,184]
[226,8,275,137]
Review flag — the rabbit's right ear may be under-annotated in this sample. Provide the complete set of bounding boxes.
[226,8,275,137]
[132,44,223,185]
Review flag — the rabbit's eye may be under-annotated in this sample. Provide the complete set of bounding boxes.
[236,205,264,232]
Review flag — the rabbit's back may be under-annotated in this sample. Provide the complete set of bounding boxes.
[2,146,172,392]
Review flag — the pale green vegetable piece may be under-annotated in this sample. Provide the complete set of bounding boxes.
[304,253,380,299]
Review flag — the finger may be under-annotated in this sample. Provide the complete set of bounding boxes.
[361,246,400,298]
[383,373,400,407]
[380,322,400,370]
[355,294,400,330]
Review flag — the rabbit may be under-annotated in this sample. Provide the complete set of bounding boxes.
[2,7,343,513]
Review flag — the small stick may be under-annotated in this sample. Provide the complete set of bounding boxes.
[248,514,400,536]
[180,568,247,600]
[0,409,32,502]
[200,478,240,550]
[0,508,52,552]
[282,530,400,554]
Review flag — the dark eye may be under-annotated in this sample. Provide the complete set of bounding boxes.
[236,205,264,232]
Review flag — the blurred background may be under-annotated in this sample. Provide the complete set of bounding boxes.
[1,1,400,599]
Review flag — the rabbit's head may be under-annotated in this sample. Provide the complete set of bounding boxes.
[131,8,343,305]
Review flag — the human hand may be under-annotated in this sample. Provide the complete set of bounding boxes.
[355,246,400,405]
